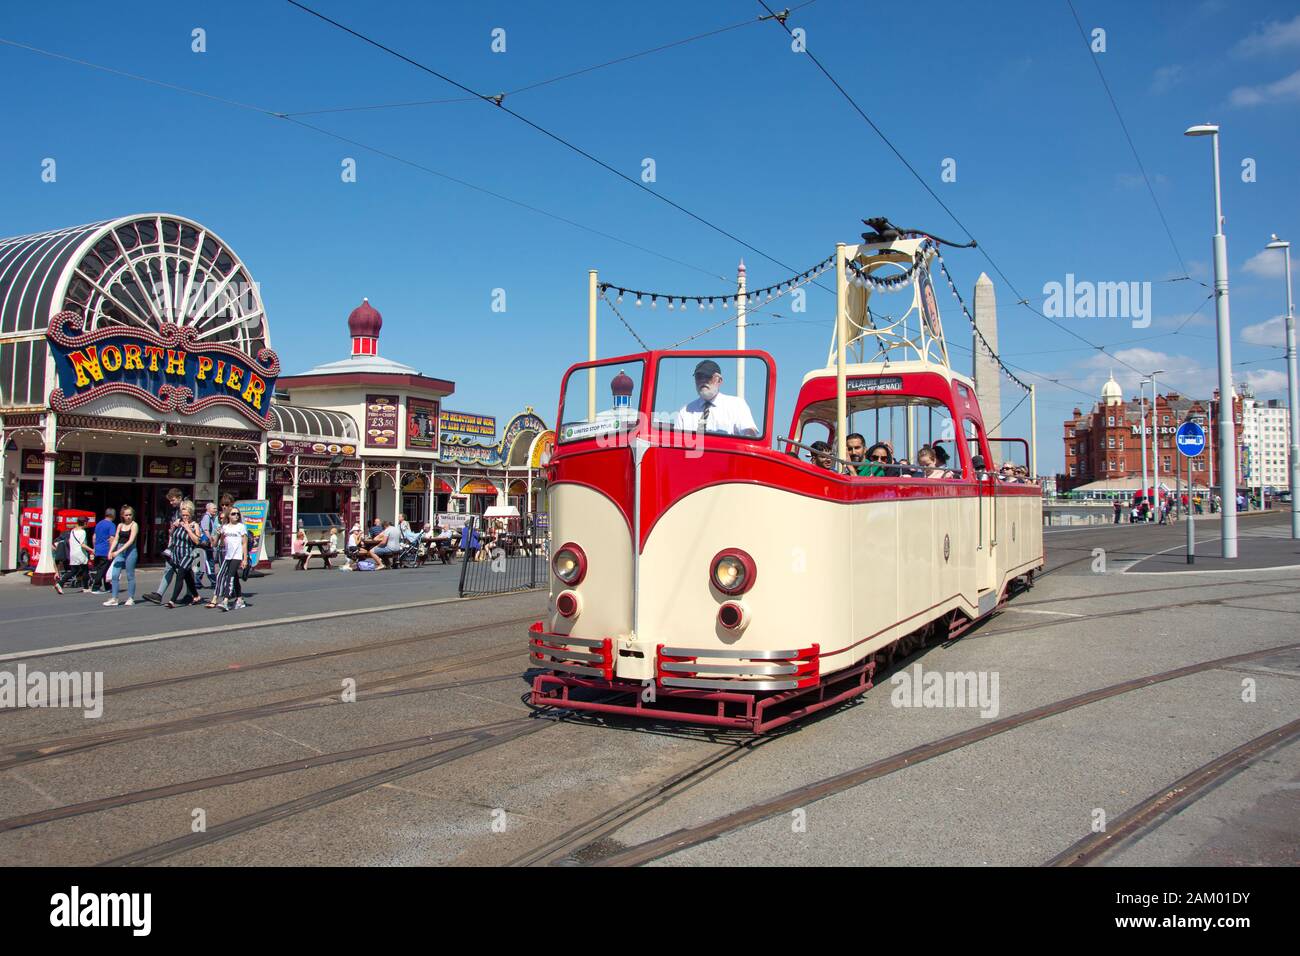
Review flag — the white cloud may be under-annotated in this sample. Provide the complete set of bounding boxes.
[1229,69,1300,107]
[1241,315,1285,346]
[1244,368,1288,395]
[1150,65,1184,94]
[1242,248,1287,278]
[1234,14,1300,56]
[1076,348,1207,397]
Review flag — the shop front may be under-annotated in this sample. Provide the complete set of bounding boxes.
[273,299,453,541]
[0,214,276,580]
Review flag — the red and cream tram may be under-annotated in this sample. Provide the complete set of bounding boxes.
[529,229,1044,731]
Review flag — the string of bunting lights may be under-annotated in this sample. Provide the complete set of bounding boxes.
[598,254,834,312]
[843,241,934,292]
[933,254,1032,394]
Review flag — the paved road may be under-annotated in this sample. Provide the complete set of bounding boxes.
[0,515,1295,866]
[0,559,472,657]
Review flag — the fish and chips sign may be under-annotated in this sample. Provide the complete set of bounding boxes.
[46,311,280,428]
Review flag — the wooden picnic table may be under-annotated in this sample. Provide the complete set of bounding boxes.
[294,539,338,570]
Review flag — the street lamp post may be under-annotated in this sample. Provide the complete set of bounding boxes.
[1151,369,1166,520]
[1139,379,1150,520]
[1265,236,1299,538]
[1185,124,1238,558]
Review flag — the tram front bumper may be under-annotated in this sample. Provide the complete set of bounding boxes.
[527,623,820,692]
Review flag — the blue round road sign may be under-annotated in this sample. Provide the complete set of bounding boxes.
[1175,420,1206,458]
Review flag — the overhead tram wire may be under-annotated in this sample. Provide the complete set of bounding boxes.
[1063,0,1194,282]
[283,2,821,117]
[0,37,732,284]
[599,288,651,351]
[751,1,1191,391]
[283,0,841,293]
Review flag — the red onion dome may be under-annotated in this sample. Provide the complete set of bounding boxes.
[348,298,383,338]
[611,369,634,397]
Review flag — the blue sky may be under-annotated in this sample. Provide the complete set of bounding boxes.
[2,0,1297,473]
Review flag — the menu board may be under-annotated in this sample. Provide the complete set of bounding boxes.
[143,456,196,479]
[406,397,440,450]
[267,438,357,457]
[21,451,83,475]
[365,395,400,448]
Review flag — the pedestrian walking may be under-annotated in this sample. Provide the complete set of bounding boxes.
[103,505,139,607]
[87,507,116,593]
[142,488,184,605]
[54,516,90,594]
[210,507,250,611]
[197,502,219,588]
[1113,500,1122,524]
[163,501,204,607]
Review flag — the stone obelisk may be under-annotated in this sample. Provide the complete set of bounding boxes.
[972,272,1002,437]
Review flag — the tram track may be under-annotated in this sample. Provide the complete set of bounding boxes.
[1044,716,1300,867]
[1012,575,1300,610]
[969,585,1300,642]
[0,714,528,835]
[99,716,556,866]
[0,613,539,710]
[578,640,1300,866]
[506,735,776,867]
[0,644,531,772]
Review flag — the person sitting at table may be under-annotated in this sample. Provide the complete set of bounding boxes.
[359,519,405,569]
[292,522,309,570]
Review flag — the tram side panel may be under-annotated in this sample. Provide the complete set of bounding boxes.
[638,483,849,666]
[849,492,901,669]
[547,483,634,639]
[891,497,936,639]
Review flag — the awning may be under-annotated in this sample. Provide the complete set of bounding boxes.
[485,505,520,518]
[461,479,498,495]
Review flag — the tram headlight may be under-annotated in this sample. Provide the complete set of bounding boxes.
[552,543,587,585]
[710,548,756,595]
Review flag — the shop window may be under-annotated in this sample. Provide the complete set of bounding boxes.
[83,452,138,478]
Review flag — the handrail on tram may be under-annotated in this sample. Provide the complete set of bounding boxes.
[777,437,952,479]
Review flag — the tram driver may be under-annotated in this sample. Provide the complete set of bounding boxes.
[673,359,759,437]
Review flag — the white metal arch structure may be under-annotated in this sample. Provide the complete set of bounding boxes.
[0,213,270,407]
[269,405,359,444]
[826,237,948,370]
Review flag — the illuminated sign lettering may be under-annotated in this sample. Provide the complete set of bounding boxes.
[46,311,279,428]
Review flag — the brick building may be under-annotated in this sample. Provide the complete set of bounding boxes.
[1060,374,1243,496]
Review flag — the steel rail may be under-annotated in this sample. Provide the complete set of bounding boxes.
[588,640,1300,866]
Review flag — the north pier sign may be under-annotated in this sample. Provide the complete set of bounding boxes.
[46,311,280,427]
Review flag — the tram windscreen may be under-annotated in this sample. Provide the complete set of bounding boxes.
[558,360,645,443]
[651,356,768,439]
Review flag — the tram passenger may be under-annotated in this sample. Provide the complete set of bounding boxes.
[673,360,759,437]
[845,433,868,466]
[856,442,893,477]
[917,446,953,479]
[809,440,842,473]
[933,444,952,472]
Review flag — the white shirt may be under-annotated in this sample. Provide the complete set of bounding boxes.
[69,527,88,565]
[221,523,248,561]
[673,392,759,436]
